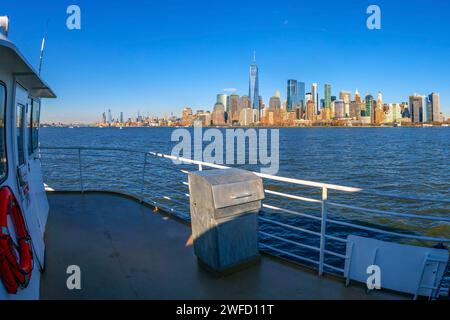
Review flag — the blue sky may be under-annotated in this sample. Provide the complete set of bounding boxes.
[3,0,450,123]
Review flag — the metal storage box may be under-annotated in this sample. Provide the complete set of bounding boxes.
[188,168,264,274]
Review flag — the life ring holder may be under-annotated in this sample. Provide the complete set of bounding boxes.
[0,186,33,294]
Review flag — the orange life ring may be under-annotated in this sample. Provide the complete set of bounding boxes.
[0,186,33,294]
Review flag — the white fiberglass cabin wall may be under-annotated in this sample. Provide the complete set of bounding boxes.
[0,17,56,300]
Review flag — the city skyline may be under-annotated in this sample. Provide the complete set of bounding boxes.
[93,87,444,127]
[95,58,444,128]
[66,53,449,125]
[94,50,444,126]
[2,1,450,123]
[95,55,444,127]
[180,53,443,127]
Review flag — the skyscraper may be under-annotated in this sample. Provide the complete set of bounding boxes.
[385,103,402,123]
[428,92,440,122]
[298,81,305,111]
[239,107,254,126]
[305,93,312,102]
[349,101,360,119]
[355,89,361,103]
[212,103,225,126]
[229,93,240,124]
[249,52,260,110]
[269,95,281,109]
[339,91,351,117]
[409,95,421,123]
[287,79,299,111]
[120,112,124,123]
[324,84,331,110]
[374,92,384,125]
[422,95,429,123]
[216,94,228,113]
[107,109,112,124]
[240,95,251,109]
[365,95,374,120]
[377,92,383,107]
[311,83,318,115]
[409,94,428,123]
[305,100,315,120]
[334,100,345,119]
[181,107,194,126]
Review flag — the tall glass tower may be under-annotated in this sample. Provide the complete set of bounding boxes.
[365,95,374,118]
[287,79,298,112]
[311,83,318,115]
[298,81,305,111]
[324,84,331,109]
[421,95,429,123]
[249,52,260,110]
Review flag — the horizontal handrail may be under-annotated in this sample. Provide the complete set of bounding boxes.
[259,231,320,252]
[43,147,361,192]
[259,243,320,266]
[328,201,450,222]
[41,146,450,203]
[358,190,450,204]
[41,146,144,153]
[327,218,450,243]
[40,145,450,234]
[40,145,450,296]
[264,189,322,204]
[259,216,321,237]
[150,151,362,192]
[40,145,450,228]
[256,172,362,193]
[149,152,229,170]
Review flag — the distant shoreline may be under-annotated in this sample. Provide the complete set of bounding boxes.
[41,124,449,129]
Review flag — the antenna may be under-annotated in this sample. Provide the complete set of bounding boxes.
[38,19,50,76]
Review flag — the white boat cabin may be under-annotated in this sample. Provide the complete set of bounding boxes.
[0,16,56,300]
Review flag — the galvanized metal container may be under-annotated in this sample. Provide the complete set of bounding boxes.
[188,168,264,274]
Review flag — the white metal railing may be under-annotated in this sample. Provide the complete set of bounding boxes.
[39,146,450,296]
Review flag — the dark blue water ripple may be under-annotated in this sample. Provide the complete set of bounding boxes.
[39,127,450,286]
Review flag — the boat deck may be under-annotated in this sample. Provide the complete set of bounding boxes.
[40,192,406,300]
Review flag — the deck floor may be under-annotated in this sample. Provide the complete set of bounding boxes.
[40,192,405,300]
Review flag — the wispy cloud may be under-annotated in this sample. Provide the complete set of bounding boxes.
[222,88,237,93]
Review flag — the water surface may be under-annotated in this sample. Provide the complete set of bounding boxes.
[40,127,450,273]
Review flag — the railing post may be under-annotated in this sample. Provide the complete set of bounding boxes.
[319,186,328,276]
[78,148,84,193]
[140,153,148,203]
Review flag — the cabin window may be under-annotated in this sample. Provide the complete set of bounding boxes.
[31,100,40,152]
[16,104,25,166]
[0,83,6,181]
[27,99,32,155]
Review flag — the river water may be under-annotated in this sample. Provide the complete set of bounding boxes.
[40,127,450,274]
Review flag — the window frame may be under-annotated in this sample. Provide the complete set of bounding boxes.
[0,80,8,184]
[16,103,25,167]
[31,99,41,153]
[27,98,32,157]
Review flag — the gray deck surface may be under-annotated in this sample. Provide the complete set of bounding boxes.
[40,192,405,300]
